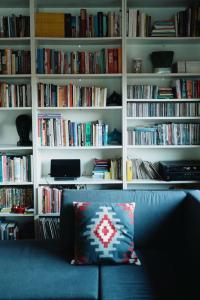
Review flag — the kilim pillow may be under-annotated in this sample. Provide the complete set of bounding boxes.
[71,201,141,265]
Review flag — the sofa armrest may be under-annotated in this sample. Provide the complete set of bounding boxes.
[185,190,200,261]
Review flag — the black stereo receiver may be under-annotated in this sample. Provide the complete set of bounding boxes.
[159,160,200,181]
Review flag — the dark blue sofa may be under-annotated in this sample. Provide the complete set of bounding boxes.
[0,189,199,300]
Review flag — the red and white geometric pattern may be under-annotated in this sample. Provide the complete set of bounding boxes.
[83,206,126,258]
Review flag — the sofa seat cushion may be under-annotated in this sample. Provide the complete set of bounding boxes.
[100,249,183,300]
[0,240,98,300]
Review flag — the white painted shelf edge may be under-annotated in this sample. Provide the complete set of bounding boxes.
[39,176,123,185]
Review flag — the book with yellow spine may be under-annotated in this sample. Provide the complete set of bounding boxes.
[36,13,65,37]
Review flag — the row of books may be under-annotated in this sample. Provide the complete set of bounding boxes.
[38,187,62,214]
[176,6,200,37]
[0,188,33,213]
[38,114,109,147]
[0,221,19,240]
[127,123,200,145]
[127,9,151,37]
[38,83,107,107]
[127,5,200,37]
[92,158,121,179]
[0,15,30,38]
[151,20,176,37]
[0,49,31,74]
[126,159,160,180]
[127,80,200,99]
[36,11,121,38]
[127,102,200,117]
[127,85,159,99]
[37,218,60,240]
[0,83,31,107]
[176,79,200,99]
[36,48,122,74]
[0,154,33,182]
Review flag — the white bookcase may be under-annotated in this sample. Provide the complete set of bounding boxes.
[0,0,200,230]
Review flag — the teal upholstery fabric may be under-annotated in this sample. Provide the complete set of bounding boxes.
[0,240,98,300]
[100,250,183,300]
[61,190,186,259]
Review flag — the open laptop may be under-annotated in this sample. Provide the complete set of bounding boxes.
[50,159,80,180]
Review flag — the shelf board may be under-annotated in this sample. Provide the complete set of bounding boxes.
[127,98,200,102]
[0,107,32,111]
[39,176,123,185]
[0,213,34,217]
[36,0,121,8]
[35,37,122,46]
[127,73,200,78]
[0,74,31,78]
[126,179,200,185]
[0,182,33,186]
[127,145,200,149]
[38,213,60,217]
[126,37,200,45]
[38,145,122,150]
[36,74,122,79]
[0,37,30,45]
[0,145,33,151]
[37,106,122,110]
[127,0,197,8]
[126,117,200,120]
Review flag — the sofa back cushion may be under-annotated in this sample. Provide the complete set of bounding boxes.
[60,190,186,260]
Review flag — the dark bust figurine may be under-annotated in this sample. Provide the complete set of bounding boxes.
[16,115,32,146]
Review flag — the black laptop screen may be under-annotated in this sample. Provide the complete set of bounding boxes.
[50,159,80,178]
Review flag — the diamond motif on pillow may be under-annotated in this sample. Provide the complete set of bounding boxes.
[84,206,125,258]
[72,202,141,265]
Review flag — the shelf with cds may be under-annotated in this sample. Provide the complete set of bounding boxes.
[125,0,200,188]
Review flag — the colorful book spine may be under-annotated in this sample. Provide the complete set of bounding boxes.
[36,48,122,74]
[38,83,107,107]
[0,154,33,182]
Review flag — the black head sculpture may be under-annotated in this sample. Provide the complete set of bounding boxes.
[16,115,32,146]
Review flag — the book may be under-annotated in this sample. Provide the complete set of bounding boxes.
[36,13,65,37]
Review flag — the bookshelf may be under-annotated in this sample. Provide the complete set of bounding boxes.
[1,0,200,238]
[125,0,200,189]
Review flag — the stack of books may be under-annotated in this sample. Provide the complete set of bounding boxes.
[92,158,122,179]
[151,20,176,37]
[0,221,19,240]
[92,159,110,179]
[157,87,174,99]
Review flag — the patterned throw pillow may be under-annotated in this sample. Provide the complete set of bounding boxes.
[72,202,141,265]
